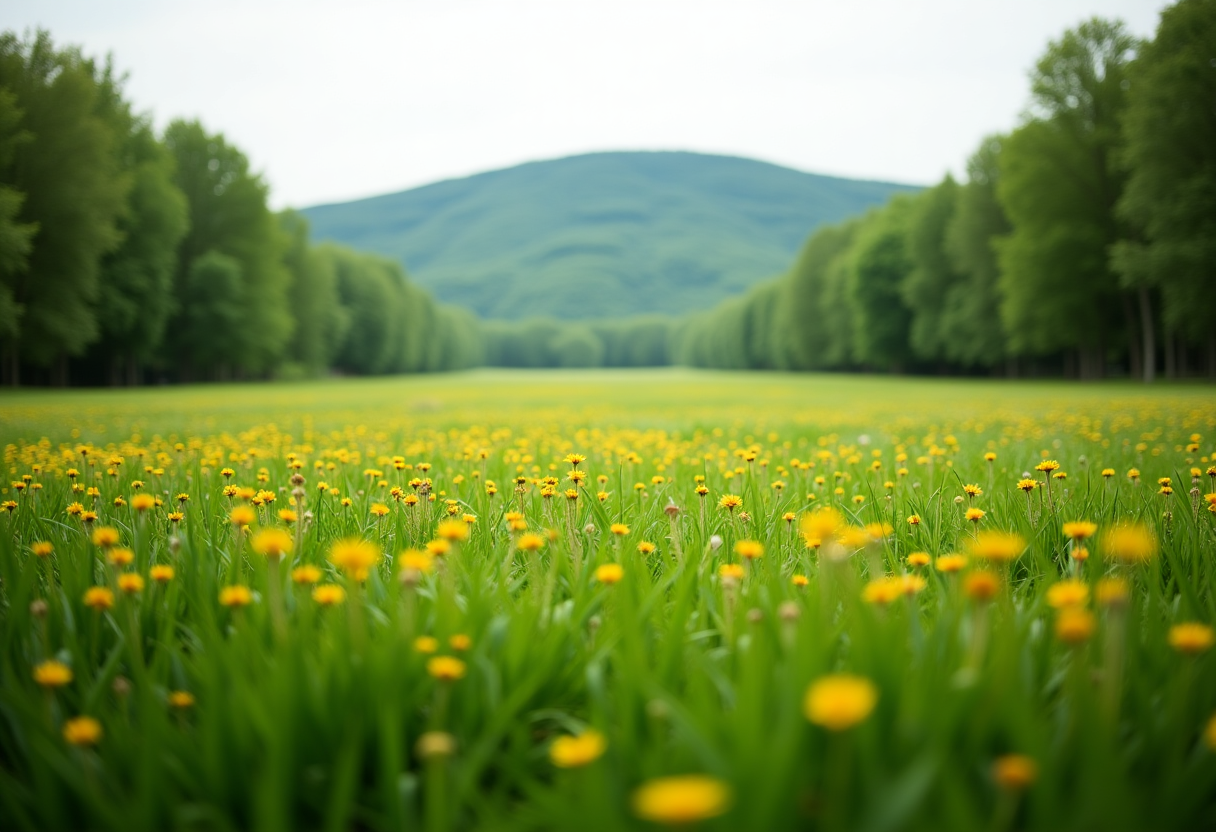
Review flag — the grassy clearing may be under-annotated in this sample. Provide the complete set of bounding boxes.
[1,370,1216,831]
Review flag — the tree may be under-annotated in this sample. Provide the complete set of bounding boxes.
[1113,0,1216,379]
[902,177,963,364]
[0,31,128,380]
[279,210,347,376]
[781,220,859,370]
[995,19,1136,378]
[94,118,188,384]
[942,136,1011,370]
[0,87,34,376]
[848,199,915,371]
[164,120,292,378]
[177,251,245,376]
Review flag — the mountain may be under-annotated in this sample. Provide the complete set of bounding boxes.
[301,151,920,320]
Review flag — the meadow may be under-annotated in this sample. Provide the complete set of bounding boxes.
[2,369,1216,832]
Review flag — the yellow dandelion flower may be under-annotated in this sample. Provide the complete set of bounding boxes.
[427,656,467,681]
[517,532,546,552]
[1062,521,1097,541]
[107,547,134,567]
[91,526,120,548]
[967,531,1025,563]
[862,578,902,605]
[230,506,255,528]
[34,660,73,688]
[1055,607,1095,645]
[292,565,322,585]
[1046,580,1089,609]
[436,519,469,542]
[550,730,607,768]
[993,755,1037,791]
[964,570,1000,602]
[83,586,114,611]
[251,528,293,560]
[329,538,380,576]
[595,563,624,585]
[718,494,743,512]
[935,554,968,573]
[117,573,144,595]
[219,586,253,608]
[734,540,764,560]
[1101,523,1157,563]
[1168,623,1214,655]
[312,584,347,607]
[804,674,878,731]
[718,563,745,583]
[632,775,732,825]
[63,716,102,747]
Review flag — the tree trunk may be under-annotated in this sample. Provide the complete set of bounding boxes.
[1138,287,1156,383]
[3,347,17,387]
[1122,294,1142,380]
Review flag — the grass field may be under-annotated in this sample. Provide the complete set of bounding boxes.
[2,370,1216,831]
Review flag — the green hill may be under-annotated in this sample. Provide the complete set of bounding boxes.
[301,151,920,320]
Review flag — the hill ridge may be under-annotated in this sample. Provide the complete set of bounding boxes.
[301,151,921,320]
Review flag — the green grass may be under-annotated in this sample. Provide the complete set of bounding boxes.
[1,370,1215,831]
[301,152,919,319]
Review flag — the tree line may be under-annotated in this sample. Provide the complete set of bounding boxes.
[3,3,1213,385]
[678,5,1216,380]
[0,31,480,386]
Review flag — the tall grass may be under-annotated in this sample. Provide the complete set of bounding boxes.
[1,372,1214,830]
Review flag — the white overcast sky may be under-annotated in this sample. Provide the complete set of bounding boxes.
[1,0,1169,209]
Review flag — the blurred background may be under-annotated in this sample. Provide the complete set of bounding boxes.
[1,0,1210,385]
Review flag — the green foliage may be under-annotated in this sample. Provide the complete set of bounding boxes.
[995,19,1136,359]
[902,176,963,363]
[302,152,919,320]
[1114,0,1216,343]
[178,250,246,374]
[0,31,127,366]
[164,120,294,377]
[848,199,915,370]
[94,119,189,378]
[0,88,34,344]
[480,317,677,369]
[782,220,860,369]
[279,210,348,375]
[942,137,1010,368]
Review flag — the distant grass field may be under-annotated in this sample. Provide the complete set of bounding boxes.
[2,370,1216,832]
[3,368,1213,441]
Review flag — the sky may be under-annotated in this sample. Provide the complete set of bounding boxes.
[1,0,1170,209]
